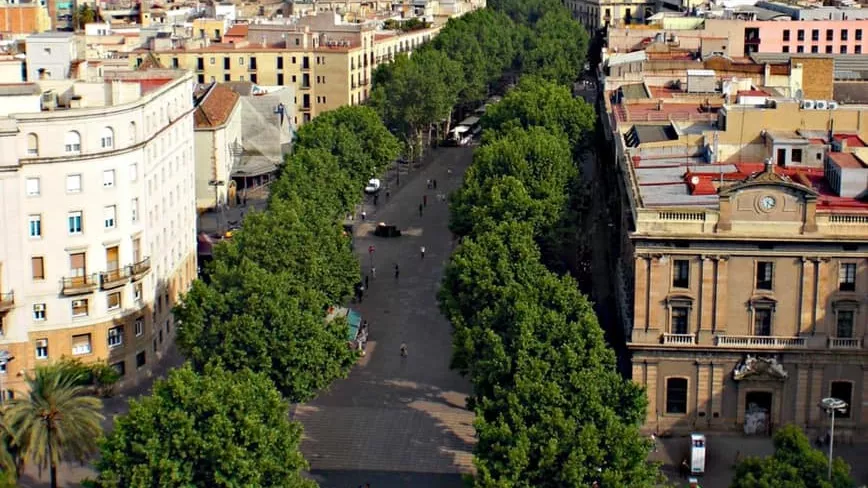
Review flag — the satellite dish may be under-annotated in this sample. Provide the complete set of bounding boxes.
[690,175,700,185]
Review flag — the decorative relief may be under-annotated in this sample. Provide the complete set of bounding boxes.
[733,355,788,382]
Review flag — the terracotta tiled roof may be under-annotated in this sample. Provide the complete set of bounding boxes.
[194,83,240,128]
[224,24,248,40]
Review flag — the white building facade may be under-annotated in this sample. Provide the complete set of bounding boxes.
[0,70,197,395]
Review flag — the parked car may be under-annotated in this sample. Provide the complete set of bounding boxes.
[364,178,381,193]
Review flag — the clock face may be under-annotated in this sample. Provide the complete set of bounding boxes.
[760,196,776,211]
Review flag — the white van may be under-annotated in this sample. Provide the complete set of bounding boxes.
[690,433,706,475]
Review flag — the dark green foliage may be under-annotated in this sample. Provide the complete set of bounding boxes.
[93,365,315,488]
[731,425,854,488]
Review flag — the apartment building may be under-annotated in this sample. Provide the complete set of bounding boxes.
[131,13,440,124]
[0,69,197,395]
[601,64,868,437]
[565,0,655,30]
[0,1,51,38]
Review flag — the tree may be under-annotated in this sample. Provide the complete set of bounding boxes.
[520,11,589,86]
[0,418,20,486]
[5,365,103,488]
[72,4,95,31]
[732,425,853,488]
[176,259,357,403]
[93,364,316,488]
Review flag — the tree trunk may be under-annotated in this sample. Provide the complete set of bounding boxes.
[50,463,57,488]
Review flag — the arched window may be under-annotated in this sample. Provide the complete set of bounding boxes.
[129,121,136,144]
[64,131,81,153]
[665,377,688,414]
[26,133,38,156]
[100,127,114,149]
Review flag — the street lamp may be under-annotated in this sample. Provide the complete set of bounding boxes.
[208,179,225,234]
[819,397,848,481]
[0,351,12,404]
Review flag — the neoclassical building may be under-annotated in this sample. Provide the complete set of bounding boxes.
[0,69,198,396]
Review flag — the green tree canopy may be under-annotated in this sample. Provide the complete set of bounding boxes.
[732,425,853,488]
[94,364,316,488]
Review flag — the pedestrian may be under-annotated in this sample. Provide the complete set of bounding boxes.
[362,320,369,332]
[400,343,408,357]
[426,179,432,189]
[423,194,428,206]
[373,194,379,206]
[361,210,367,221]
[364,275,369,289]
[385,190,390,201]
[394,263,400,279]
[371,266,376,278]
[418,203,423,216]
[650,433,658,452]
[432,179,437,189]
[420,246,426,259]
[447,168,453,176]
[680,458,689,478]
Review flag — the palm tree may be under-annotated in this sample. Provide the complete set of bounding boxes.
[0,416,20,486]
[5,365,103,488]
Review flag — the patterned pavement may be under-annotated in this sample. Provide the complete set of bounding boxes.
[296,147,476,487]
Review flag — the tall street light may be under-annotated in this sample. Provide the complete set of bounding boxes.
[819,397,848,481]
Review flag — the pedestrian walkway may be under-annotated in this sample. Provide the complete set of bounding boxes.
[296,147,476,487]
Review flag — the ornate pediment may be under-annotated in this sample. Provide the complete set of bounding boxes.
[718,164,818,200]
[733,355,788,382]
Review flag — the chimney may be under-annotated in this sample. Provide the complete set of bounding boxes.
[764,157,774,173]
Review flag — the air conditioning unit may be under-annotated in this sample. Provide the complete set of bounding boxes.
[41,90,57,111]
[828,101,839,110]
[815,100,828,110]
[801,100,816,110]
[33,303,45,312]
[36,339,47,348]
[72,299,86,308]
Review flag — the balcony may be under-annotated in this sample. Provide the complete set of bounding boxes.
[61,274,99,295]
[744,37,762,45]
[100,267,131,290]
[129,257,151,281]
[301,105,312,112]
[829,337,862,350]
[359,79,370,86]
[300,83,311,90]
[301,64,311,71]
[716,335,807,349]
[0,291,13,312]
[662,333,696,345]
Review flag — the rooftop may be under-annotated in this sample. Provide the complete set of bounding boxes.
[194,83,240,128]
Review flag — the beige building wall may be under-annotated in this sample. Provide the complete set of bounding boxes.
[194,96,242,210]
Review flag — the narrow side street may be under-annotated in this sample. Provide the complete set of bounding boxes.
[296,147,475,488]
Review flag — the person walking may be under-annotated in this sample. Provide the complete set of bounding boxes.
[400,343,408,357]
[432,179,437,189]
[420,246,426,259]
[418,203,423,217]
[371,266,376,278]
[426,179,432,189]
[385,190,390,201]
[423,194,428,207]
[650,433,658,452]
[361,210,367,221]
[394,263,400,279]
[364,275,369,289]
[373,194,379,206]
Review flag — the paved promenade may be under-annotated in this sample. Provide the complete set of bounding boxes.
[297,147,476,488]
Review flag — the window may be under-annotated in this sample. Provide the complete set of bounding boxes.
[811,45,818,53]
[277,57,284,69]
[826,45,833,54]
[135,318,144,337]
[841,29,848,41]
[841,45,848,54]
[797,45,804,53]
[26,133,38,155]
[754,308,772,336]
[827,29,834,41]
[108,325,123,347]
[666,378,688,414]
[839,263,857,291]
[66,174,82,193]
[812,29,819,41]
[836,310,854,338]
[673,260,690,288]
[857,29,863,41]
[224,73,231,82]
[35,339,48,359]
[209,57,215,65]
[277,73,284,85]
[68,211,83,234]
[100,127,114,149]
[104,205,116,229]
[64,131,81,153]
[797,29,804,41]
[28,215,41,238]
[72,333,91,355]
[792,148,802,163]
[107,291,121,311]
[783,46,790,53]
[26,177,40,196]
[250,73,257,84]
[756,261,773,290]
[136,350,146,368]
[134,282,143,302]
[782,29,791,41]
[223,57,230,69]
[129,163,138,181]
[671,306,689,334]
[71,299,88,318]
[103,169,115,187]
[129,121,137,144]
[31,257,44,280]
[829,381,852,418]
[131,198,139,223]
[857,46,863,54]
[33,303,46,321]
[111,361,125,377]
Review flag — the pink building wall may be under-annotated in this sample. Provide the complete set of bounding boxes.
[748,20,868,54]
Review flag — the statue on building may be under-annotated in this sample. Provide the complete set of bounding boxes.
[733,355,788,381]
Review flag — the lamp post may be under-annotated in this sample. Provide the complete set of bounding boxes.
[208,179,225,234]
[819,397,848,481]
[0,351,12,404]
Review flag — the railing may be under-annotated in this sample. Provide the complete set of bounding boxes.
[625,112,718,123]
[301,105,312,112]
[829,214,868,224]
[100,267,131,290]
[129,257,151,279]
[716,335,807,349]
[61,274,99,295]
[829,337,862,350]
[662,333,696,345]
[359,79,370,86]
[657,211,706,222]
[300,83,310,90]
[0,291,13,312]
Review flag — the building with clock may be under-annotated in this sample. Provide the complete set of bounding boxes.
[603,89,868,438]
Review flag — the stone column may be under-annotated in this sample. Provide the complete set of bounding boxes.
[646,361,659,428]
[815,258,831,336]
[799,258,814,336]
[808,364,824,426]
[710,362,724,424]
[796,365,809,426]
[861,366,868,429]
[699,256,715,343]
[714,256,729,333]
[634,254,650,332]
[697,361,712,420]
[648,255,666,331]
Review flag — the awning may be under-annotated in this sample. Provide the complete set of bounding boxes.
[346,309,362,341]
